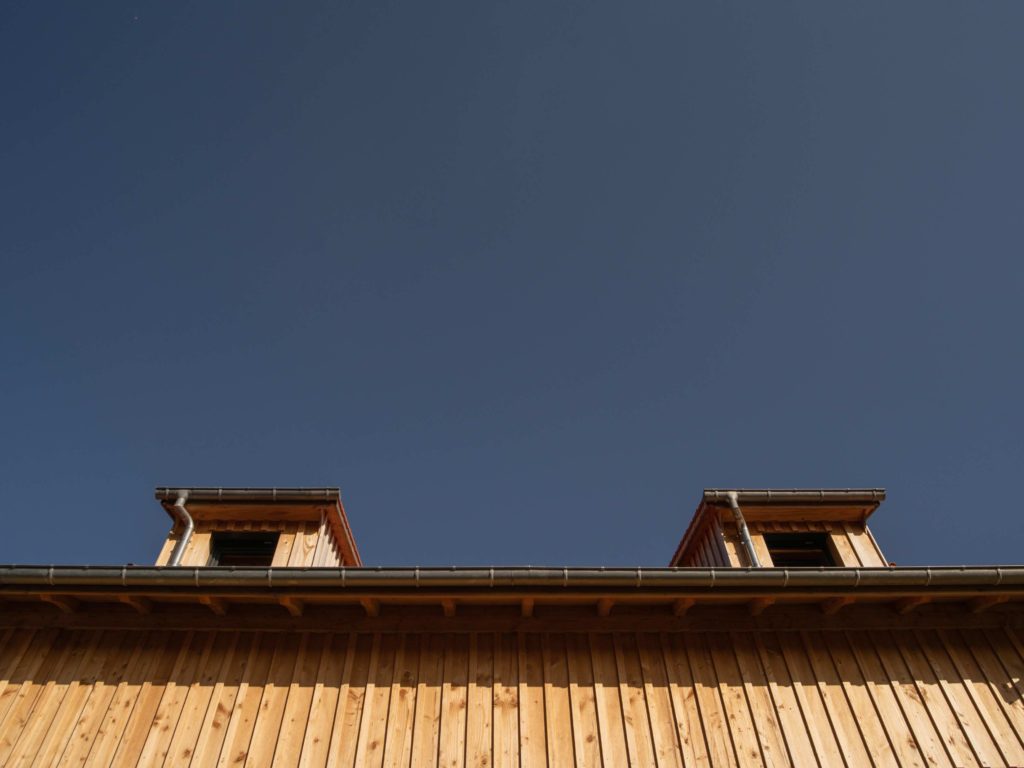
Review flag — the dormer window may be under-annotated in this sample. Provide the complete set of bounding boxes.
[763,532,836,567]
[154,487,362,567]
[208,532,279,567]
[669,489,888,568]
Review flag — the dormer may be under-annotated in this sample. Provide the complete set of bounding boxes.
[153,487,361,567]
[670,488,888,567]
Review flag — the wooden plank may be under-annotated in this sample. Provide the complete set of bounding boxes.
[137,631,213,766]
[158,630,236,766]
[589,633,629,767]
[721,524,746,567]
[543,633,575,767]
[53,630,143,767]
[215,633,278,768]
[565,633,601,768]
[49,632,135,768]
[155,528,179,566]
[190,632,256,767]
[0,630,34,719]
[5,629,104,766]
[353,633,396,768]
[710,518,731,566]
[438,634,469,768]
[636,633,684,768]
[325,633,373,768]
[775,631,845,766]
[287,523,319,568]
[957,628,1024,747]
[466,633,493,768]
[753,633,817,767]
[244,632,303,768]
[311,512,329,568]
[182,529,212,567]
[864,526,889,565]
[978,628,1024,746]
[862,630,954,767]
[81,631,171,767]
[273,633,326,767]
[382,634,420,768]
[0,630,59,745]
[827,530,860,568]
[844,629,936,767]
[818,631,902,768]
[517,634,546,767]
[684,632,738,765]
[661,633,710,767]
[707,632,765,766]
[613,633,656,767]
[843,523,886,567]
[911,629,1012,766]
[110,631,192,766]
[271,530,297,568]
[0,630,82,765]
[410,634,445,767]
[797,630,873,767]
[492,633,519,768]
[729,633,791,768]
[885,630,976,767]
[298,633,351,768]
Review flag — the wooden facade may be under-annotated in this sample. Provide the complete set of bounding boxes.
[1,622,1024,766]
[1,487,1023,767]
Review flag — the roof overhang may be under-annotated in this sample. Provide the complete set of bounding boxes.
[0,564,1021,630]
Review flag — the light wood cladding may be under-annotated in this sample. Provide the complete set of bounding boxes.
[156,497,361,567]
[155,518,348,568]
[2,623,1024,766]
[675,519,888,567]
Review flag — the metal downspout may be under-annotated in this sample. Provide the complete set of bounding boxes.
[726,491,762,568]
[167,491,193,567]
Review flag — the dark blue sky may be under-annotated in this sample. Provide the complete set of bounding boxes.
[2,2,1022,567]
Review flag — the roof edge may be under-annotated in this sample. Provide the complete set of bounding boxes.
[2,565,1023,591]
[155,487,341,502]
[703,488,886,504]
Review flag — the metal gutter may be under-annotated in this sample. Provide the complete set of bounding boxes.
[1,565,1022,591]
[703,489,886,505]
[156,487,340,502]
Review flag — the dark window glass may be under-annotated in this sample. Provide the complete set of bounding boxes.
[763,532,836,567]
[208,532,279,567]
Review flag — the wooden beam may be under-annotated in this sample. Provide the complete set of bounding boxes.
[672,598,695,617]
[821,596,854,615]
[968,595,1009,614]
[278,597,304,617]
[40,595,79,614]
[894,596,930,615]
[2,602,1019,634]
[521,598,535,618]
[596,598,614,617]
[117,595,152,615]
[359,598,380,617]
[748,597,774,616]
[199,596,227,616]
[441,599,456,618]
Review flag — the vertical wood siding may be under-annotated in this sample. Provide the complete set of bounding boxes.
[1,626,1023,766]
[155,521,345,568]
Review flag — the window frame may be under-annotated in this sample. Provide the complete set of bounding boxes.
[207,531,280,567]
